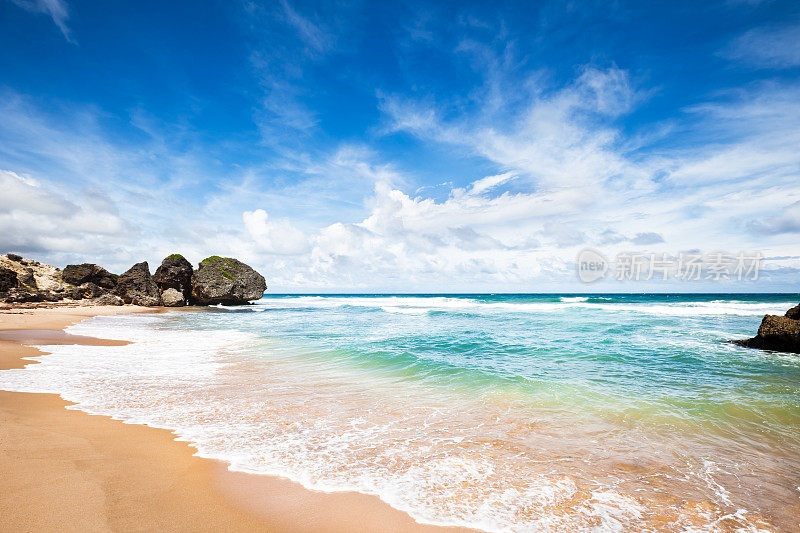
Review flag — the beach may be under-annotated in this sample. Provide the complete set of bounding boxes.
[0,305,471,533]
[1,295,799,531]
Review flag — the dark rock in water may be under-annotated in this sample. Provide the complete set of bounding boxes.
[785,304,800,320]
[190,256,266,305]
[0,267,18,292]
[160,288,186,307]
[114,262,162,306]
[6,253,22,262]
[93,293,124,306]
[153,254,193,304]
[78,282,105,299]
[732,309,800,354]
[63,263,118,289]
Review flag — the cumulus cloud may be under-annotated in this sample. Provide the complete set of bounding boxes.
[0,169,125,254]
[243,209,310,255]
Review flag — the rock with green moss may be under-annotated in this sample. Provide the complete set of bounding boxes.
[190,256,266,305]
[153,254,193,304]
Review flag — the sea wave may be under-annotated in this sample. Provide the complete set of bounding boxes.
[0,298,796,532]
[257,295,794,317]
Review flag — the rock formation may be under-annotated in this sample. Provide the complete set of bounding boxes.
[1,253,71,293]
[190,256,266,305]
[2,252,267,307]
[78,282,106,299]
[153,254,193,304]
[160,288,185,307]
[93,293,124,306]
[0,266,19,293]
[732,303,800,354]
[114,262,162,306]
[62,263,118,289]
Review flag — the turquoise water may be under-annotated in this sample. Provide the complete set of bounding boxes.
[2,293,799,531]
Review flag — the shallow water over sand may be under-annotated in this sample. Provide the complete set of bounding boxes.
[1,294,799,531]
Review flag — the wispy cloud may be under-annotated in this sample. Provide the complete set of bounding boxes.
[721,22,800,69]
[11,0,74,42]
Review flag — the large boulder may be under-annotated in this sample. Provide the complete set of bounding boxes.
[93,293,124,306]
[732,307,800,354]
[153,254,193,304]
[190,256,266,305]
[63,263,118,289]
[160,288,186,307]
[0,266,18,292]
[114,262,162,306]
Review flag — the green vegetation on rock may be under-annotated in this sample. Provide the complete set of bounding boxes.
[199,255,237,280]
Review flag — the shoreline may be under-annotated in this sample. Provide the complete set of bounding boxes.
[0,305,474,532]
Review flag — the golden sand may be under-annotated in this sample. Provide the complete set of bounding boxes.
[0,306,472,532]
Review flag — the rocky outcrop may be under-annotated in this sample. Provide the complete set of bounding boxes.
[114,262,162,306]
[1,254,71,293]
[785,304,800,320]
[78,282,106,299]
[93,293,124,306]
[63,263,118,289]
[732,304,800,354]
[190,256,266,305]
[0,266,18,293]
[19,268,37,289]
[153,254,193,304]
[160,288,186,307]
[3,288,60,303]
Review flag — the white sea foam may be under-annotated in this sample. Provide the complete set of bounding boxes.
[259,296,793,317]
[0,307,786,532]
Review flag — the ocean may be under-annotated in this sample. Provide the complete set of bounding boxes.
[1,294,799,531]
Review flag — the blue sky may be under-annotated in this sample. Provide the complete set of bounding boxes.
[1,0,799,292]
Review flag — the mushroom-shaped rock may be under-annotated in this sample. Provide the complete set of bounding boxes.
[114,262,162,306]
[190,256,266,305]
[153,254,193,303]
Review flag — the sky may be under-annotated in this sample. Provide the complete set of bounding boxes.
[1,0,799,292]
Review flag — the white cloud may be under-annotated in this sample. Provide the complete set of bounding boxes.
[722,23,800,69]
[243,209,310,255]
[11,0,73,42]
[0,169,125,254]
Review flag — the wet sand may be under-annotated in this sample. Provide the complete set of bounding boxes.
[0,306,472,532]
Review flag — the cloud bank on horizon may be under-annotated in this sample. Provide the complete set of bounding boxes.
[0,0,799,292]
